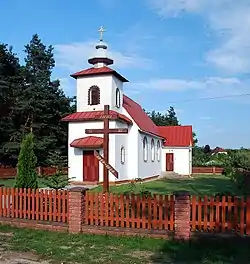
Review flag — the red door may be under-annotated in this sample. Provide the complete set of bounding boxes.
[166,153,174,171]
[83,151,99,182]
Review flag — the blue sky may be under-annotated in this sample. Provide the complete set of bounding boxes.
[1,0,250,148]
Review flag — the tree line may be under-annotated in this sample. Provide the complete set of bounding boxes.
[0,34,198,167]
[0,34,74,167]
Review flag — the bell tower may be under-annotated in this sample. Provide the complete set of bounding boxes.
[71,26,128,113]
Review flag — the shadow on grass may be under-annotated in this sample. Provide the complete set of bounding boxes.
[150,236,250,263]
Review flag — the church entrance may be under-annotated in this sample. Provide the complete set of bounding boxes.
[166,153,174,171]
[83,150,99,182]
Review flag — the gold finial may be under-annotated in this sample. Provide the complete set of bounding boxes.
[98,26,105,41]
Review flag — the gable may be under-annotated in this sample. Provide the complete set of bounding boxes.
[122,95,162,137]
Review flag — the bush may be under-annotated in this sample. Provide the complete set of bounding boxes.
[15,133,38,189]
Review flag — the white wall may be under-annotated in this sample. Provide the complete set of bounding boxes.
[76,75,124,113]
[68,120,125,182]
[138,133,162,179]
[114,122,128,181]
[161,147,192,175]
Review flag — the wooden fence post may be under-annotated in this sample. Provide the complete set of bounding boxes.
[212,166,216,174]
[174,191,190,240]
[246,197,250,235]
[68,187,88,234]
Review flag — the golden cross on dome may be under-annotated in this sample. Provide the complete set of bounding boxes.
[98,26,105,41]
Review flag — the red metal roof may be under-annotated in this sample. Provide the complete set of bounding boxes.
[158,126,193,147]
[70,136,103,148]
[123,95,162,137]
[211,147,227,154]
[61,110,132,124]
[70,66,129,82]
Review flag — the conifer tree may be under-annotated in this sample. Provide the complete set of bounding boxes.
[15,132,38,188]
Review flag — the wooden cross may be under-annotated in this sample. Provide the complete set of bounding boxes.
[85,105,128,192]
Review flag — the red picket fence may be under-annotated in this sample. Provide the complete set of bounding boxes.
[0,167,68,179]
[0,188,68,223]
[84,193,175,231]
[192,167,224,174]
[190,196,250,235]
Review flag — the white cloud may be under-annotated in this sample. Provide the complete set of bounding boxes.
[128,76,250,103]
[130,76,243,92]
[148,0,250,74]
[54,41,151,72]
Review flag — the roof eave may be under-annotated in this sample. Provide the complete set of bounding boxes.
[61,116,132,125]
[138,129,165,139]
[70,71,129,82]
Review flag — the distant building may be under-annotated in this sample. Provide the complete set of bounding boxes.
[211,147,228,156]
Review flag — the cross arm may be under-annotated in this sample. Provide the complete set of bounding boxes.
[85,128,128,134]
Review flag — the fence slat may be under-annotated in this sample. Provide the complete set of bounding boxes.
[246,197,250,235]
[221,196,226,232]
[27,189,31,220]
[240,197,245,235]
[120,194,124,228]
[158,195,163,230]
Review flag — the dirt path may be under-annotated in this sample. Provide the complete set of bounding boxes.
[0,232,51,264]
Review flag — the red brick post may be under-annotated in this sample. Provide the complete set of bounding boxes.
[174,191,190,240]
[68,187,88,234]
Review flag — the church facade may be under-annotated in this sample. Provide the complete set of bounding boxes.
[62,28,193,184]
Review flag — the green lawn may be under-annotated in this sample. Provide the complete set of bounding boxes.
[92,174,239,196]
[0,174,239,196]
[0,177,47,188]
[0,225,250,263]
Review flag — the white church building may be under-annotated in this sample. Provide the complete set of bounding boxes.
[62,28,193,184]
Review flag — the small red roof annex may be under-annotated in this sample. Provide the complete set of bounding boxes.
[70,136,103,148]
[70,66,129,82]
[158,125,193,147]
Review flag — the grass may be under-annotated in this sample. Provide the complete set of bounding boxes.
[92,174,239,196]
[1,225,250,263]
[0,177,47,188]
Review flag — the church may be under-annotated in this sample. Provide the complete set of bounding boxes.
[62,27,193,184]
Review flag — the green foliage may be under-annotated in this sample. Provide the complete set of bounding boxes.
[41,150,73,190]
[147,106,179,126]
[42,171,70,190]
[15,133,38,189]
[192,146,211,166]
[222,149,250,195]
[0,35,73,166]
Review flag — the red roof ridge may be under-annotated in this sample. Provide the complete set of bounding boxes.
[70,66,128,82]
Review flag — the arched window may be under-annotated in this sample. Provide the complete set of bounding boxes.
[88,85,100,105]
[121,146,125,164]
[115,88,120,108]
[157,140,161,162]
[151,139,155,162]
[143,137,148,162]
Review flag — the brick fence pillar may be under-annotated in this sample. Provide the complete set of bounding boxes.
[68,187,88,234]
[174,191,190,240]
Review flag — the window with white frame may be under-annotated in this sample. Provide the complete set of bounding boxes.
[143,137,148,162]
[157,140,161,161]
[151,139,155,161]
[121,146,125,164]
